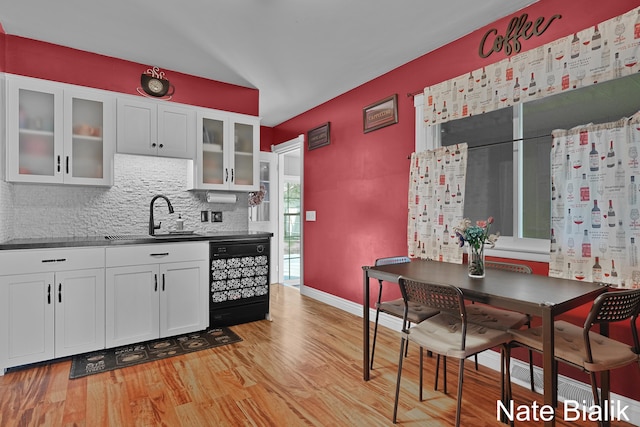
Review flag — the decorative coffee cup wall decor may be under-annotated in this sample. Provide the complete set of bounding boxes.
[139,66,175,98]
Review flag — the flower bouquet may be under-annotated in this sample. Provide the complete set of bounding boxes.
[454,217,499,278]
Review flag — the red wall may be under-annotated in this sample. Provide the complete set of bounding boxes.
[271,0,640,401]
[2,35,258,116]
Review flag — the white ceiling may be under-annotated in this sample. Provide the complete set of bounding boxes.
[1,0,538,126]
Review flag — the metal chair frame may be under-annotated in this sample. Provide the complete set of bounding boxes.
[393,277,511,426]
[370,256,438,370]
[507,288,640,426]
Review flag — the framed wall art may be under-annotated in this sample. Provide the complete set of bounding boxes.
[363,94,398,133]
[307,122,331,150]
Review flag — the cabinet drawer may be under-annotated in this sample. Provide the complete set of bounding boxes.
[106,242,207,267]
[0,247,105,276]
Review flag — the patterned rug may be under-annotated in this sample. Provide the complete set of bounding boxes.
[69,327,242,379]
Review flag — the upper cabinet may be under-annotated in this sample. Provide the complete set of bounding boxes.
[5,75,115,186]
[188,110,260,191]
[117,97,195,159]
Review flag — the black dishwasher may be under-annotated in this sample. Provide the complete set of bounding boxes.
[209,238,270,326]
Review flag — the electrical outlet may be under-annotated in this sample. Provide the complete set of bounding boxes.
[200,211,209,222]
[212,211,223,222]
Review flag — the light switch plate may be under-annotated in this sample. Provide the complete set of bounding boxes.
[306,211,316,221]
[212,211,223,222]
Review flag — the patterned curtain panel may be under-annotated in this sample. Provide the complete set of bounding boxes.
[549,112,640,288]
[424,6,640,127]
[408,144,468,263]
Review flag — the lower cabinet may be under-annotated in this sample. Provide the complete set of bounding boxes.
[0,248,105,372]
[105,242,209,348]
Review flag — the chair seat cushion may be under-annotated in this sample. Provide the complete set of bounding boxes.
[510,320,640,372]
[378,298,439,323]
[466,304,529,331]
[406,312,511,359]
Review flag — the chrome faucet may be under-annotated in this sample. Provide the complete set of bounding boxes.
[149,195,175,235]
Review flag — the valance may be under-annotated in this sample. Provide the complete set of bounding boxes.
[424,6,640,127]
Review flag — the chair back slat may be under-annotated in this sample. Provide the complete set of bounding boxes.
[375,256,410,267]
[485,261,532,274]
[399,277,465,317]
[580,288,640,364]
[585,289,640,326]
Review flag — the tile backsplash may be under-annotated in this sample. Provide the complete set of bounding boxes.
[0,154,249,240]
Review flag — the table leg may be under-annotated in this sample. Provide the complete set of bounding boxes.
[363,266,371,381]
[542,307,556,427]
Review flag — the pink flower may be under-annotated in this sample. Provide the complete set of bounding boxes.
[476,220,487,228]
[488,216,494,224]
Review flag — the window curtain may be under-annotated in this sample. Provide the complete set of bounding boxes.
[424,6,640,127]
[549,112,640,288]
[408,144,468,263]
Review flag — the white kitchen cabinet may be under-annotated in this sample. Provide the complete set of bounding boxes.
[0,248,105,373]
[187,109,260,191]
[105,242,208,348]
[5,75,115,186]
[116,97,195,159]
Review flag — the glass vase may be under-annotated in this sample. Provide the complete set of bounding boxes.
[467,243,485,278]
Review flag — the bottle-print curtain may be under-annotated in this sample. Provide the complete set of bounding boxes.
[424,6,640,127]
[550,112,640,288]
[408,144,468,263]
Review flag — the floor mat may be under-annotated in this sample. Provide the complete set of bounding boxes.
[69,327,242,379]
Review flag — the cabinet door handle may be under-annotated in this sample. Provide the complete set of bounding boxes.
[57,155,61,173]
[231,168,234,182]
[151,142,157,148]
[159,143,164,148]
[162,273,165,291]
[150,252,169,257]
[58,283,62,303]
[65,156,69,174]
[47,284,51,304]
[154,274,158,292]
[225,168,229,182]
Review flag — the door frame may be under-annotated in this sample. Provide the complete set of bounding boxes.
[272,135,304,288]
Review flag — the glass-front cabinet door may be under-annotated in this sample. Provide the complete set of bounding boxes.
[191,110,259,191]
[6,75,114,186]
[197,110,228,190]
[64,90,115,185]
[6,78,63,183]
[230,117,259,191]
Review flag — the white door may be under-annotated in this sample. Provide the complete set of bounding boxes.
[0,272,55,366]
[160,260,208,337]
[249,151,279,284]
[273,135,304,287]
[105,264,160,347]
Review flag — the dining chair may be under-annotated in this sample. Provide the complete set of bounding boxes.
[392,277,512,426]
[465,260,535,391]
[507,288,640,424]
[370,256,439,370]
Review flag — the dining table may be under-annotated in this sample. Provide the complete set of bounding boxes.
[362,259,608,427]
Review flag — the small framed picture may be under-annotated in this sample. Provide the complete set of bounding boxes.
[307,122,331,150]
[363,94,398,133]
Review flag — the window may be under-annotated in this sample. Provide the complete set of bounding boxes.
[418,73,640,260]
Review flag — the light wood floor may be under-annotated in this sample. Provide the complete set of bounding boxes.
[0,284,633,426]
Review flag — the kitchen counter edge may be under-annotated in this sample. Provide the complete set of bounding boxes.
[0,231,273,250]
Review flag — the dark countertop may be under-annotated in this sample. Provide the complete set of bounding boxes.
[0,231,273,250]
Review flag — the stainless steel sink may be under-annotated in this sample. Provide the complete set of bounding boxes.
[152,231,203,239]
[104,232,203,241]
[104,234,150,241]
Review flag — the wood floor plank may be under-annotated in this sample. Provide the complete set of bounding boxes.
[0,284,636,426]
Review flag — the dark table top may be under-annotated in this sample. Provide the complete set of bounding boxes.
[367,259,607,316]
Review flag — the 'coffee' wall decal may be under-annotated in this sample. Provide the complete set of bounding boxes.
[479,13,562,58]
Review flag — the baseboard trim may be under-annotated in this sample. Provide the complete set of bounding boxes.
[300,285,640,426]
